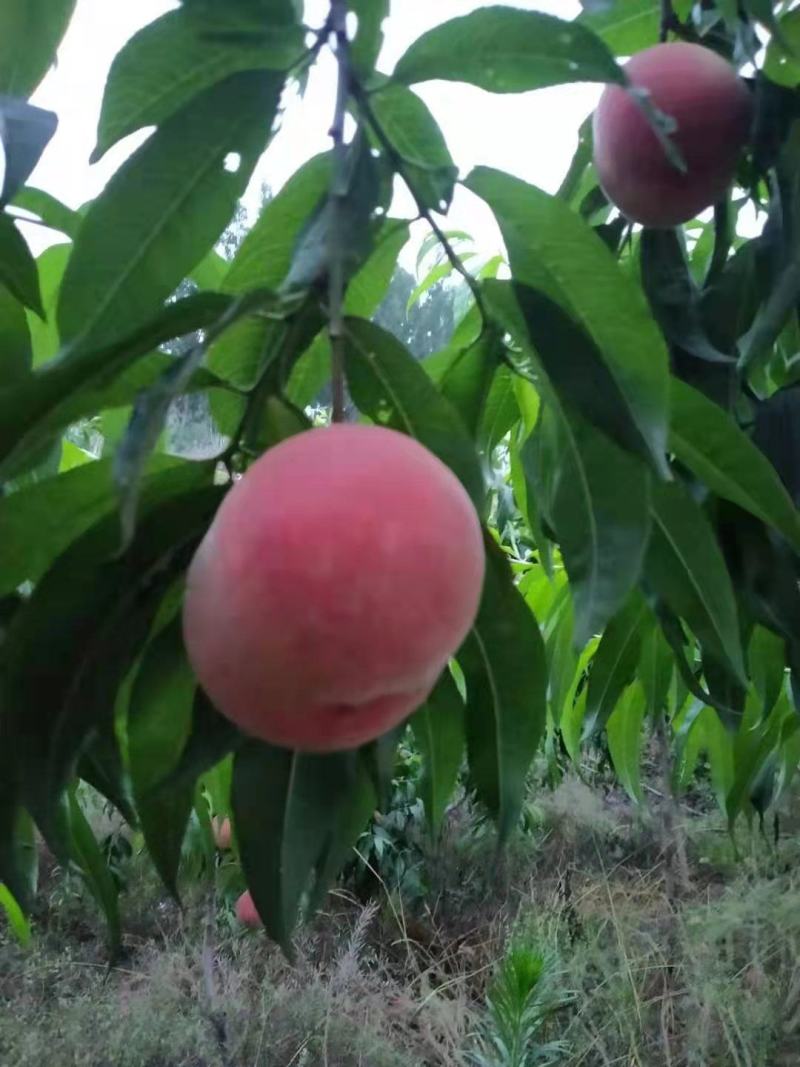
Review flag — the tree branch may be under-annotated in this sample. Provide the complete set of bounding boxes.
[327,0,350,424]
[351,81,489,327]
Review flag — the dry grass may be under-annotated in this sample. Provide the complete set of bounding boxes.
[3,776,800,1066]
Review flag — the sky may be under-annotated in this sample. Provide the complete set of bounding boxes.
[25,0,597,267]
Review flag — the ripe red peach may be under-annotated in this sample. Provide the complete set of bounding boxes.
[235,890,262,929]
[593,42,752,227]
[183,425,484,752]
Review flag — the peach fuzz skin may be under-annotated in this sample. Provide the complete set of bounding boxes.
[593,42,752,228]
[182,425,485,753]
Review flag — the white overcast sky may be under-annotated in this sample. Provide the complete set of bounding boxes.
[26,0,597,265]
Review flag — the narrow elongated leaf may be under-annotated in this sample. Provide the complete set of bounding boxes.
[524,404,651,645]
[394,7,624,92]
[749,625,786,719]
[467,168,670,473]
[93,8,302,160]
[0,457,114,596]
[0,1,76,98]
[584,594,648,737]
[350,0,389,74]
[0,284,31,384]
[58,71,282,353]
[343,317,485,512]
[0,291,232,479]
[0,214,43,316]
[232,740,363,953]
[579,0,692,62]
[209,153,331,386]
[641,228,732,363]
[671,379,800,554]
[148,691,242,799]
[461,539,547,842]
[0,883,30,946]
[638,622,674,716]
[12,186,81,238]
[67,788,121,952]
[368,83,458,212]
[439,327,503,438]
[411,671,465,836]
[128,617,196,897]
[606,683,646,804]
[645,482,746,683]
[0,479,220,842]
[727,695,797,822]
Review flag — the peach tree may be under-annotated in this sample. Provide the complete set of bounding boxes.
[2,0,800,952]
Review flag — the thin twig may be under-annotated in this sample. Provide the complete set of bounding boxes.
[351,80,489,326]
[327,0,351,424]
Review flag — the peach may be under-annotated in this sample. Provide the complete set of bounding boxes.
[183,425,484,752]
[235,890,262,928]
[593,42,752,227]
[212,816,232,851]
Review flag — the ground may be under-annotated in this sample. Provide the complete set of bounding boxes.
[2,770,800,1067]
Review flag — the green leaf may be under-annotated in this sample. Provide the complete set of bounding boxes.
[350,0,388,75]
[524,404,651,645]
[369,83,458,212]
[343,317,485,513]
[0,291,232,479]
[0,882,31,946]
[148,691,242,800]
[584,594,648,737]
[439,327,503,439]
[461,538,547,842]
[478,364,520,453]
[765,10,800,87]
[67,787,121,952]
[113,289,273,549]
[93,8,302,160]
[640,228,732,363]
[232,740,364,953]
[287,219,409,407]
[579,0,667,55]
[0,457,114,596]
[128,616,197,898]
[11,186,81,239]
[670,379,800,555]
[0,479,220,842]
[0,1,76,98]
[27,242,70,367]
[727,694,797,822]
[749,625,786,719]
[606,683,646,805]
[645,481,746,684]
[58,71,282,353]
[411,671,465,836]
[208,153,331,386]
[0,284,31,385]
[467,168,670,473]
[394,7,624,93]
[638,622,674,716]
[0,214,43,316]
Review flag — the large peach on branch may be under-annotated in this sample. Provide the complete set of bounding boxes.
[593,42,752,227]
[183,424,484,753]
